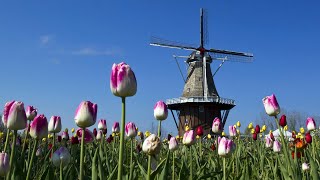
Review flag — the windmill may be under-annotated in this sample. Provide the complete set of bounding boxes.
[150,8,253,136]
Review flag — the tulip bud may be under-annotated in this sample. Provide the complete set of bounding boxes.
[71,128,75,133]
[57,135,62,142]
[306,117,316,131]
[52,147,71,167]
[71,136,79,145]
[96,130,103,140]
[229,126,237,137]
[48,116,62,133]
[76,128,95,143]
[212,117,222,134]
[98,119,107,130]
[261,125,267,132]
[36,147,42,157]
[218,137,236,157]
[265,137,273,148]
[305,133,312,144]
[74,101,97,128]
[93,128,97,137]
[110,62,137,97]
[153,101,168,121]
[167,134,172,141]
[26,106,37,121]
[62,131,69,141]
[262,94,280,116]
[300,127,305,134]
[30,114,48,140]
[302,163,310,171]
[252,133,258,141]
[248,122,253,129]
[236,121,241,127]
[270,132,275,141]
[196,126,204,136]
[125,122,137,138]
[3,101,27,130]
[182,130,196,146]
[142,134,161,155]
[273,140,281,153]
[284,125,288,131]
[255,125,260,134]
[112,122,120,133]
[169,137,179,152]
[0,152,9,177]
[279,115,287,127]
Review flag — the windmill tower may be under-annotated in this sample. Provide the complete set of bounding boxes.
[151,8,253,136]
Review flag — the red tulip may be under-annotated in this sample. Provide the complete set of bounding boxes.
[71,136,79,145]
[57,135,62,142]
[93,128,97,137]
[252,133,257,140]
[305,133,312,144]
[270,132,275,141]
[279,115,287,127]
[255,125,260,134]
[196,126,204,136]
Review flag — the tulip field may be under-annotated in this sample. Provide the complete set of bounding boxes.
[1,63,320,179]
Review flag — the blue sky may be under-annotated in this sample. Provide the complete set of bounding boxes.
[0,1,320,135]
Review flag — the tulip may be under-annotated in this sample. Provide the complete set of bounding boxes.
[207,134,212,139]
[30,115,48,140]
[62,131,69,141]
[48,116,62,133]
[265,137,273,148]
[142,134,161,155]
[98,119,107,130]
[169,137,179,152]
[306,117,316,131]
[106,135,113,143]
[196,126,204,136]
[229,126,237,137]
[112,122,120,133]
[125,122,137,138]
[71,136,79,145]
[250,129,255,134]
[262,94,280,116]
[212,117,222,134]
[26,106,37,121]
[93,128,97,137]
[279,115,287,127]
[3,101,27,130]
[110,62,137,97]
[182,130,196,146]
[153,101,168,121]
[252,133,257,141]
[218,137,236,157]
[76,128,95,143]
[0,152,9,177]
[300,127,305,134]
[302,163,310,171]
[270,132,275,141]
[74,101,97,128]
[96,130,103,140]
[71,128,75,133]
[284,125,288,131]
[305,133,312,144]
[248,122,253,129]
[255,125,260,134]
[57,135,62,142]
[236,121,241,127]
[36,147,42,157]
[261,125,267,132]
[273,140,281,153]
[52,147,71,168]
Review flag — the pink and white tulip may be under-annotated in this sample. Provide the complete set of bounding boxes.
[142,134,161,155]
[229,125,237,137]
[26,106,37,121]
[74,101,97,128]
[110,62,137,97]
[306,117,316,131]
[112,122,120,133]
[3,101,27,130]
[265,137,273,148]
[52,147,71,168]
[169,137,179,152]
[182,130,196,146]
[62,131,69,140]
[98,119,107,130]
[302,163,310,171]
[76,128,95,143]
[262,94,280,116]
[212,117,222,134]
[30,114,48,140]
[153,101,168,121]
[0,152,9,177]
[48,116,62,133]
[125,122,137,138]
[218,137,236,157]
[96,130,103,140]
[273,140,281,153]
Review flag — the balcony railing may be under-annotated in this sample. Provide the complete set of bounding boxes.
[166,96,236,106]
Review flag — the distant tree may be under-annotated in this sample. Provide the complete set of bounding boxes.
[0,114,5,132]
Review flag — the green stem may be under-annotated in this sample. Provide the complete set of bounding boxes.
[189,146,192,180]
[129,139,133,180]
[147,155,151,180]
[172,152,175,180]
[158,120,161,138]
[7,130,17,179]
[117,97,126,180]
[223,157,226,180]
[60,160,63,180]
[26,139,38,180]
[21,124,30,155]
[79,128,85,180]
[199,138,202,159]
[52,133,55,153]
[4,130,10,152]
